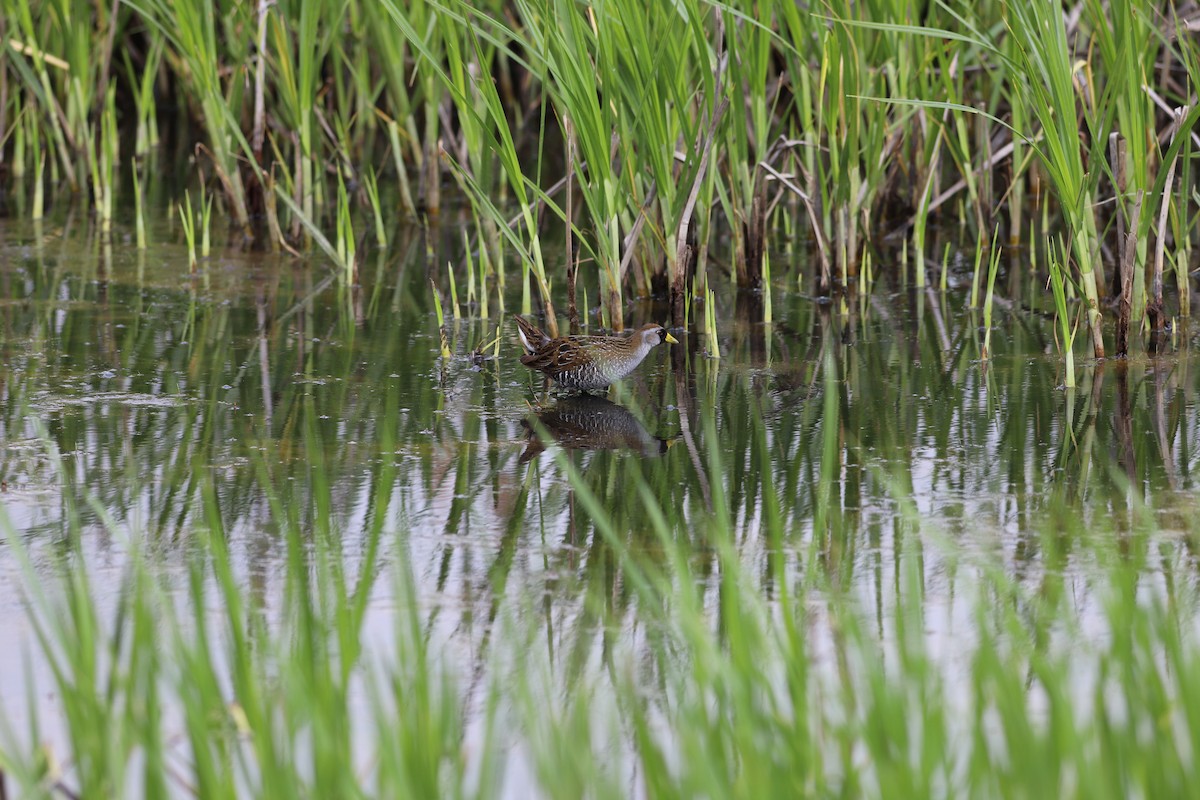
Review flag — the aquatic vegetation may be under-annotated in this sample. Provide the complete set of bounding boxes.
[179,189,197,272]
[5,3,1200,794]
[1048,235,1079,387]
[0,1,1196,356]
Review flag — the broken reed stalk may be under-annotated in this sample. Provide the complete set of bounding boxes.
[742,177,766,290]
[565,113,578,333]
[913,115,945,290]
[1149,108,1185,353]
[1119,192,1144,358]
[1177,121,1193,320]
[760,162,830,290]
[1111,133,1141,358]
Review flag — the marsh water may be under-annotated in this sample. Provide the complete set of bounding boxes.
[3,211,1200,776]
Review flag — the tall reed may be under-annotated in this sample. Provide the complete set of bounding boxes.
[129,0,254,237]
[0,0,1198,335]
[1048,236,1077,388]
[1004,1,1105,357]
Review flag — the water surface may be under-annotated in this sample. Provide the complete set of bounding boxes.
[3,213,1200,779]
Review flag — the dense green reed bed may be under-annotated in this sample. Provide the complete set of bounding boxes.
[3,0,1199,352]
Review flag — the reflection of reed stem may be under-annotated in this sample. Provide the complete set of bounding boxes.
[674,371,711,511]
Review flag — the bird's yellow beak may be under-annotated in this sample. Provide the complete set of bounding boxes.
[665,331,679,344]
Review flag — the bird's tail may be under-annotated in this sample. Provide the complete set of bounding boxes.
[514,315,550,354]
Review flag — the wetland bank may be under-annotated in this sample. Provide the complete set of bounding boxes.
[3,0,1200,796]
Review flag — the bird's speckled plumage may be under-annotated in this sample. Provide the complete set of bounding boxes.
[514,315,676,391]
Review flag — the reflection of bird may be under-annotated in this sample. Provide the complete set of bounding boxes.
[520,395,674,463]
[515,315,677,391]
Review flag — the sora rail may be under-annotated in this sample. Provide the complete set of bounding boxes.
[514,315,677,391]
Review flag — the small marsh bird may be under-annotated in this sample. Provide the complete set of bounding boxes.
[514,315,678,391]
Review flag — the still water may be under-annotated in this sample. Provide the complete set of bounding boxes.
[2,213,1200,776]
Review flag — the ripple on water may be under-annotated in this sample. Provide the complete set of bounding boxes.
[32,392,186,411]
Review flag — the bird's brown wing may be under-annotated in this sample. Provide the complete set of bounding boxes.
[520,339,594,373]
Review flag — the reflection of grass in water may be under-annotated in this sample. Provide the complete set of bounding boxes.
[4,368,1200,796]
